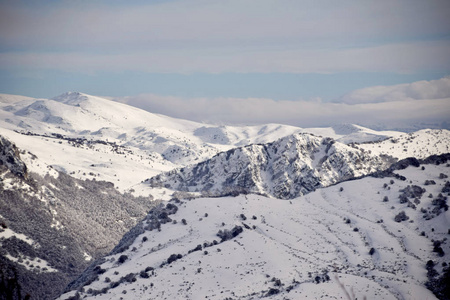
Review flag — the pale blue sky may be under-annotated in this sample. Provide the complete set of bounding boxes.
[1,70,448,101]
[0,0,449,129]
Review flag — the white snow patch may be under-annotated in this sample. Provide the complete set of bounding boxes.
[0,227,34,245]
[5,254,58,273]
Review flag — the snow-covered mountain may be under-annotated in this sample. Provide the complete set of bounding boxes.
[146,133,395,199]
[0,92,306,194]
[1,91,449,299]
[2,91,425,198]
[59,156,450,300]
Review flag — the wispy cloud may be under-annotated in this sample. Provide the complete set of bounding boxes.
[1,41,450,74]
[1,0,449,74]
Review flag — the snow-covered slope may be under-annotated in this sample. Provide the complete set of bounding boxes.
[4,92,435,199]
[2,91,449,299]
[1,92,416,195]
[358,129,450,160]
[0,93,33,104]
[0,92,306,193]
[145,133,395,199]
[0,135,157,299]
[304,124,404,144]
[59,158,450,300]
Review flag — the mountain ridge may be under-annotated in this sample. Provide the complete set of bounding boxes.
[145,132,396,199]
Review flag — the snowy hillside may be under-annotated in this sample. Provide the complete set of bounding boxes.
[358,129,450,160]
[4,92,441,199]
[1,92,423,196]
[0,92,306,193]
[0,135,157,299]
[144,127,449,200]
[59,158,450,300]
[0,93,33,104]
[304,123,403,144]
[145,133,394,199]
[1,91,449,299]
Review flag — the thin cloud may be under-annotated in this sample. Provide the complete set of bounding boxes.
[1,0,449,74]
[2,0,449,49]
[1,41,449,74]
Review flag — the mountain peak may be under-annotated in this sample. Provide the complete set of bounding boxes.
[51,92,90,106]
[331,123,364,135]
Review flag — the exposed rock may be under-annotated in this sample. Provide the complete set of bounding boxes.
[0,135,27,178]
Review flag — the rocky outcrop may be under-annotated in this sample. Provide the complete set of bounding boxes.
[0,135,27,178]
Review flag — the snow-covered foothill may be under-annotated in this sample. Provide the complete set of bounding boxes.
[59,161,449,300]
[358,129,450,160]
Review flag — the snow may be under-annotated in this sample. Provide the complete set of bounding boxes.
[303,124,404,144]
[84,252,93,262]
[4,254,58,273]
[58,163,448,300]
[358,129,450,160]
[1,92,423,196]
[146,132,395,199]
[1,91,448,299]
[0,226,58,272]
[0,227,34,245]
[0,92,307,194]
[0,93,34,104]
